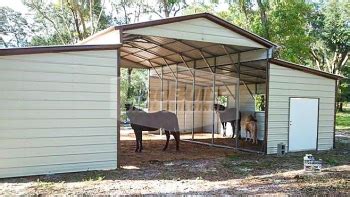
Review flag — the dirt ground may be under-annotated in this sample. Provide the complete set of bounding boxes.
[0,132,349,195]
[120,132,261,166]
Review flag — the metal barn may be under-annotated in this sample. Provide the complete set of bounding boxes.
[0,13,342,178]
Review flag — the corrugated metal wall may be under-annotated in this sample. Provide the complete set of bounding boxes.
[0,50,118,178]
[149,77,266,138]
[149,77,203,132]
[267,63,335,154]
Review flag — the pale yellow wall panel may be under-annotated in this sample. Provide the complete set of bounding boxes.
[267,63,335,154]
[0,50,118,178]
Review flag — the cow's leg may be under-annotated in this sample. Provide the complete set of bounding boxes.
[163,130,170,151]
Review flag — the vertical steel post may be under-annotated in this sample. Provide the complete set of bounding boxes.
[235,53,241,149]
[160,66,163,136]
[116,49,121,168]
[192,61,196,140]
[212,57,216,144]
[263,48,270,153]
[176,64,178,115]
[148,69,150,110]
[184,84,186,132]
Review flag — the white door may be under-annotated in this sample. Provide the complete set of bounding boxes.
[289,98,319,151]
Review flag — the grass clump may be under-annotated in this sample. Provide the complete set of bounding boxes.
[336,106,350,130]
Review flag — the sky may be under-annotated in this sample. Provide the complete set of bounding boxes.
[0,0,229,46]
[0,0,230,18]
[0,0,29,13]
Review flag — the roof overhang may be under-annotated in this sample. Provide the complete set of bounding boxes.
[0,44,121,56]
[270,59,345,80]
[78,13,277,84]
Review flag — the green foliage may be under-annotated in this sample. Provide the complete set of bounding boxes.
[336,108,350,130]
[216,0,313,64]
[24,0,112,46]
[0,7,31,47]
[120,68,149,110]
[308,0,350,74]
[268,0,312,64]
[255,94,265,111]
[184,1,216,15]
[217,96,228,107]
[309,0,349,55]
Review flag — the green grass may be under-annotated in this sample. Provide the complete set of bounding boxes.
[336,106,350,130]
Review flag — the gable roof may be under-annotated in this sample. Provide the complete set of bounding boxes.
[270,59,344,80]
[81,13,277,48]
[115,13,277,48]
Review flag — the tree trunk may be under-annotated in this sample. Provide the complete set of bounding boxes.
[256,0,270,39]
[339,102,343,112]
[162,0,170,18]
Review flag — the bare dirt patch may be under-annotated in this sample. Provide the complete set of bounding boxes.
[0,134,349,196]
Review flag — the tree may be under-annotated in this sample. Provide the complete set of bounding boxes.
[338,63,350,111]
[24,0,111,45]
[308,0,349,111]
[0,7,31,47]
[217,0,312,64]
[308,0,349,76]
[147,0,188,18]
[268,0,312,63]
[112,0,148,25]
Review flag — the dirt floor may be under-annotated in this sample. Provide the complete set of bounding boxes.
[0,132,349,195]
[120,132,261,166]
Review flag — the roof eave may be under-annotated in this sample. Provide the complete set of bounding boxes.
[269,59,345,80]
[0,44,121,56]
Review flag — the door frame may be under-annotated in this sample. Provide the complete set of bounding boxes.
[287,97,320,152]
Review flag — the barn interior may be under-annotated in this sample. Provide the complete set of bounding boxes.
[119,34,269,160]
[105,14,276,165]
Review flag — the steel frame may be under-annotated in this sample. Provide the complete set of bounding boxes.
[126,40,267,153]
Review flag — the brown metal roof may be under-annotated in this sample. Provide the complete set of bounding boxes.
[115,13,277,48]
[0,44,121,56]
[270,59,344,80]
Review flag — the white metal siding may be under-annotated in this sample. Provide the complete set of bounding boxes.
[149,77,203,132]
[238,84,265,140]
[125,18,265,48]
[267,63,335,154]
[0,50,118,178]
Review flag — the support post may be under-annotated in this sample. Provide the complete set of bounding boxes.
[192,61,196,140]
[176,64,178,115]
[212,57,216,144]
[116,50,121,168]
[160,65,164,136]
[263,49,270,153]
[235,53,241,149]
[148,69,150,110]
